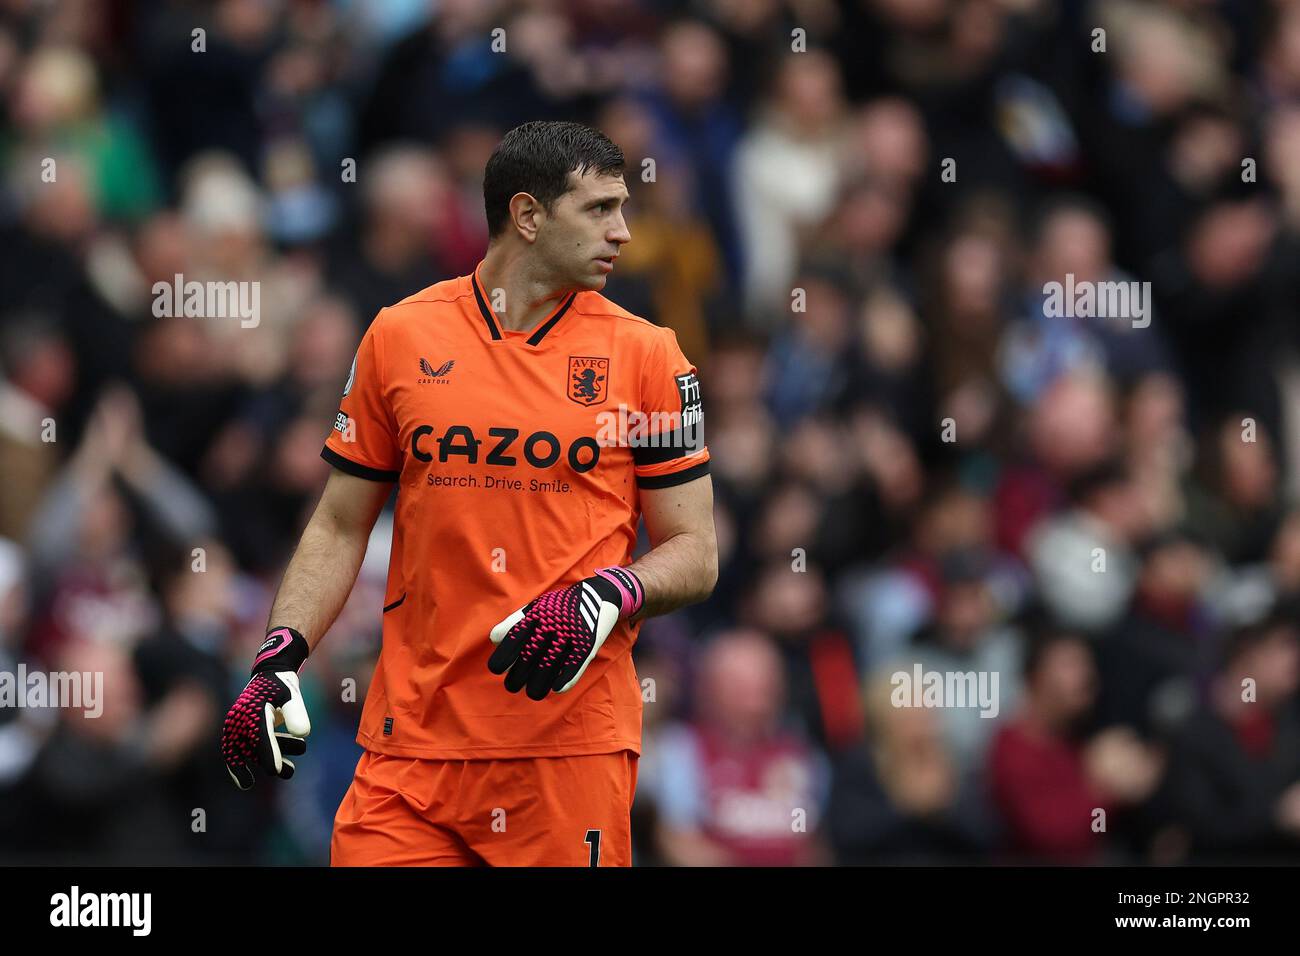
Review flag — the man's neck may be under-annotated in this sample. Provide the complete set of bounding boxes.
[477,243,574,334]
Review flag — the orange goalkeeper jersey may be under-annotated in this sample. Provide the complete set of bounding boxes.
[321,265,709,759]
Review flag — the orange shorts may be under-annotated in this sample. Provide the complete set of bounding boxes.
[330,748,639,867]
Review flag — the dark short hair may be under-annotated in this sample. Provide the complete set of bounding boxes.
[1218,612,1297,672]
[1030,192,1115,243]
[1013,602,1088,681]
[1065,456,1130,506]
[483,121,625,238]
[1023,626,1089,683]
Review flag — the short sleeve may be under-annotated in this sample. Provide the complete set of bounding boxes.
[633,327,710,489]
[321,316,401,481]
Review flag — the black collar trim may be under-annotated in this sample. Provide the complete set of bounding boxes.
[471,272,503,340]
[526,293,577,346]
[471,269,577,347]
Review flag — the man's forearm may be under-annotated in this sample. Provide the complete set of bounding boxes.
[627,530,718,621]
[266,512,369,652]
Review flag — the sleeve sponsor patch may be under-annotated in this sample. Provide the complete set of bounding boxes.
[676,370,703,438]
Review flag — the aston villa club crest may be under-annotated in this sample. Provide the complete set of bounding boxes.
[568,356,609,406]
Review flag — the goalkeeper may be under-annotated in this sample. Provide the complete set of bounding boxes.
[220,121,716,866]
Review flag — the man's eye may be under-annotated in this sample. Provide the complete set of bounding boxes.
[595,203,609,213]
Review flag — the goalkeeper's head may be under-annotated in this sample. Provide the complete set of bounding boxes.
[482,120,629,292]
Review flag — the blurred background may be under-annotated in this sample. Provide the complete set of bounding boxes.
[3,0,1300,865]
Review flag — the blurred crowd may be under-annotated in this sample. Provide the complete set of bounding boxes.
[3,0,1300,865]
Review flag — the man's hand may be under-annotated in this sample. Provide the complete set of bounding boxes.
[487,567,644,700]
[221,627,312,789]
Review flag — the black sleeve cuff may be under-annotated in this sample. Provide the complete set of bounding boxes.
[321,446,400,482]
[635,459,710,489]
[631,429,706,466]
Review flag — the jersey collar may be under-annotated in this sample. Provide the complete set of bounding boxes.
[471,265,578,348]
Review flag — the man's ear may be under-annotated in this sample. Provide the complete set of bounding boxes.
[508,192,543,243]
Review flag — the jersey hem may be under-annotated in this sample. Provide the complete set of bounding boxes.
[355,731,642,761]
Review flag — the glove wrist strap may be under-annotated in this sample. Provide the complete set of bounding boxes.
[593,566,645,618]
[252,626,309,676]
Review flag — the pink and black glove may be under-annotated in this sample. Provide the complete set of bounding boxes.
[221,626,311,789]
[488,567,645,700]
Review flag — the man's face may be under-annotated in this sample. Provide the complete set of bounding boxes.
[535,169,630,291]
[1036,640,1096,723]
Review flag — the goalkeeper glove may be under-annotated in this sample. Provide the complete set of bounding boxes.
[221,626,311,789]
[488,566,645,700]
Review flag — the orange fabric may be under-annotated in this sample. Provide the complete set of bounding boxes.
[322,265,708,760]
[330,749,639,866]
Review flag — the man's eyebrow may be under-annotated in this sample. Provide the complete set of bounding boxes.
[588,193,630,207]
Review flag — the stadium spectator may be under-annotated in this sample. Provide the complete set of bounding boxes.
[647,629,830,866]
[827,674,993,864]
[1,0,1299,866]
[1164,616,1300,861]
[989,627,1163,863]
